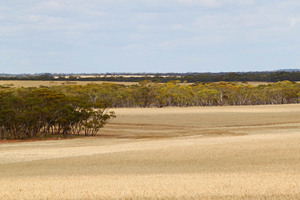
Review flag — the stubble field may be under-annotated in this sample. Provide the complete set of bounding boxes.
[1,104,300,199]
[0,80,137,87]
[2,80,299,88]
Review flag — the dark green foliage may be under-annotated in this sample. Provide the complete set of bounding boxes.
[1,71,299,82]
[0,88,115,139]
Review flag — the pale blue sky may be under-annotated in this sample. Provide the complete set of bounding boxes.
[1,0,300,73]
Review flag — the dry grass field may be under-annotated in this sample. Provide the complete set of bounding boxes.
[2,80,299,87]
[1,104,300,199]
[0,80,137,87]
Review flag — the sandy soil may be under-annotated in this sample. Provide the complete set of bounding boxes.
[0,104,300,199]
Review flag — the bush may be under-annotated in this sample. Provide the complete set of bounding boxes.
[0,88,115,139]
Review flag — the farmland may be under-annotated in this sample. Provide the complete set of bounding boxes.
[0,80,137,87]
[1,104,300,199]
[1,80,299,88]
[2,0,300,199]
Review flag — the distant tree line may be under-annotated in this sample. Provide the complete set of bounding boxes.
[50,80,300,107]
[1,71,300,82]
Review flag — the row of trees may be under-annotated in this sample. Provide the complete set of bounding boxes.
[51,80,300,107]
[0,87,115,139]
[1,80,299,139]
[1,71,300,82]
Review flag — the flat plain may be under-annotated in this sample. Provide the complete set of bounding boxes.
[0,80,137,87]
[2,80,300,88]
[1,104,300,199]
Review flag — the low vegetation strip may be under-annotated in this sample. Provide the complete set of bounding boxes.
[1,71,300,82]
